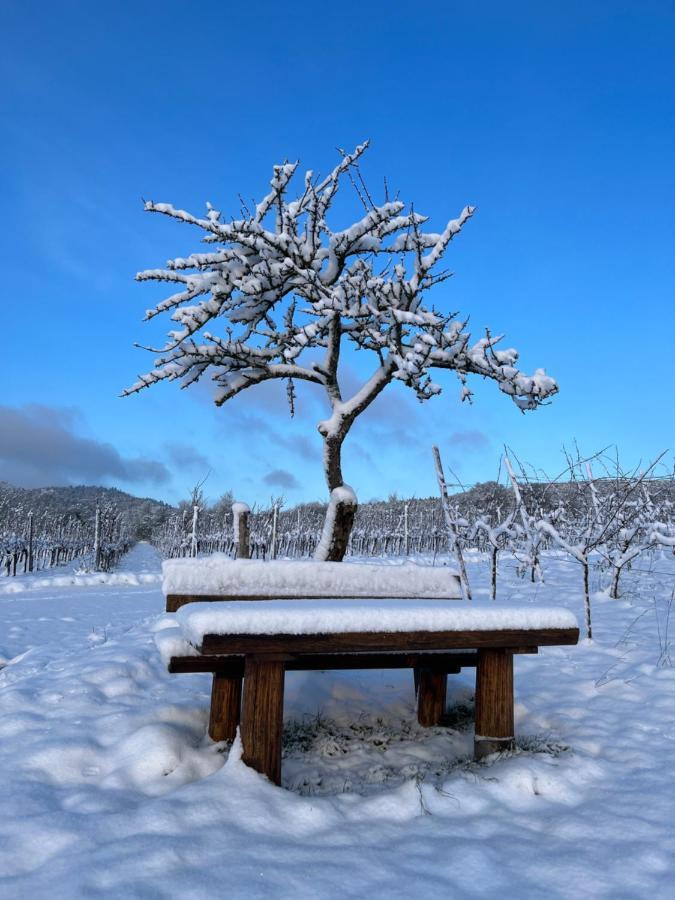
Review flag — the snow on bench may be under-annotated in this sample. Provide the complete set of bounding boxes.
[174,598,578,643]
[162,556,462,610]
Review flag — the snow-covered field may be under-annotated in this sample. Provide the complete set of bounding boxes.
[1,543,674,898]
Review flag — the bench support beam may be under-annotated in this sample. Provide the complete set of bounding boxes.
[170,650,486,675]
[474,649,514,759]
[208,672,242,742]
[416,668,448,726]
[241,656,285,786]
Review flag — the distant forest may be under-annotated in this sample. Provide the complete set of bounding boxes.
[0,482,173,541]
[2,475,672,542]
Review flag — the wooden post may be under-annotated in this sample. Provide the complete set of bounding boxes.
[94,502,102,571]
[208,672,242,742]
[27,511,34,573]
[416,667,447,726]
[474,649,514,759]
[240,656,285,785]
[432,445,472,600]
[233,502,251,560]
[404,502,409,556]
[190,504,199,558]
[271,503,278,560]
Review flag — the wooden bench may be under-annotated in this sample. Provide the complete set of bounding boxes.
[159,560,579,785]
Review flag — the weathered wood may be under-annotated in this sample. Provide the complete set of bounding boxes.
[417,668,448,726]
[169,650,482,675]
[237,509,250,559]
[166,591,463,612]
[240,656,285,785]
[474,648,514,759]
[169,655,243,674]
[208,672,242,742]
[200,629,578,656]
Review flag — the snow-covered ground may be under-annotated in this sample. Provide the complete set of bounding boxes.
[0,543,674,898]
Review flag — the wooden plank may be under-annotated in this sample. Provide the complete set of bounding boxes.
[166,592,462,612]
[474,649,515,759]
[169,656,243,674]
[200,628,579,656]
[416,668,448,726]
[208,672,241,742]
[240,656,285,786]
[169,651,482,675]
[287,651,477,671]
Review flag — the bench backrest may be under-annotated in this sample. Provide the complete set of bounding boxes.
[163,556,462,612]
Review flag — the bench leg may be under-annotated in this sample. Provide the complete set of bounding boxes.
[474,649,515,759]
[240,656,285,785]
[208,672,242,742]
[416,667,447,726]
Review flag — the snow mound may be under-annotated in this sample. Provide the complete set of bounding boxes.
[0,571,160,595]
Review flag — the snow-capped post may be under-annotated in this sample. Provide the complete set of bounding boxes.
[432,445,471,599]
[124,143,558,561]
[271,503,278,560]
[404,502,410,556]
[190,504,199,558]
[232,502,250,559]
[27,510,34,573]
[185,475,208,560]
[94,501,102,571]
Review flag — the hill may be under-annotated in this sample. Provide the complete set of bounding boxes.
[0,482,173,540]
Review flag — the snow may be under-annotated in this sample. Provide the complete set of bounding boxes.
[1,543,675,897]
[163,555,462,599]
[231,500,250,524]
[174,599,578,643]
[154,619,199,664]
[0,551,161,595]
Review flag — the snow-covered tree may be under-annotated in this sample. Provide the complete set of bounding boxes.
[473,511,518,600]
[532,452,667,638]
[124,143,558,560]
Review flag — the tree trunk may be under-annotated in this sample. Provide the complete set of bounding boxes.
[609,564,621,600]
[490,545,498,600]
[583,558,593,640]
[314,433,357,562]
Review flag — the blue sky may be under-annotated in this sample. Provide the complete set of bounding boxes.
[2,1,673,505]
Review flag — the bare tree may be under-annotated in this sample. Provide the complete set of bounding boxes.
[473,511,518,600]
[504,454,545,582]
[124,143,558,560]
[534,450,667,638]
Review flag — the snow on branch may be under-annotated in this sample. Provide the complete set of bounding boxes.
[124,143,558,421]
